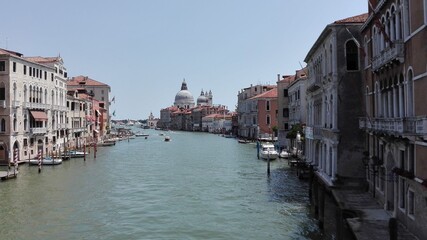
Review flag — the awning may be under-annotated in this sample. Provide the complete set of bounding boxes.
[30,111,48,121]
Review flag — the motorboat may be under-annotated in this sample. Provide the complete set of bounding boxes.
[29,156,62,165]
[164,136,171,142]
[135,132,149,137]
[238,139,250,144]
[259,143,278,160]
[279,149,290,158]
[98,139,116,146]
[63,150,88,158]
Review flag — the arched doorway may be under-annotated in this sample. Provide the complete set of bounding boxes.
[386,152,395,211]
[0,143,7,165]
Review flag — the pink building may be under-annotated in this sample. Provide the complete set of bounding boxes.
[249,87,278,139]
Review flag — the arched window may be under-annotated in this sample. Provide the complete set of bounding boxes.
[13,114,17,132]
[407,69,414,117]
[346,40,359,71]
[13,82,17,101]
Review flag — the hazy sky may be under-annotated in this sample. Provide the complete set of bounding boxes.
[2,0,367,120]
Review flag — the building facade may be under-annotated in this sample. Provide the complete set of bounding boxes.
[0,49,68,165]
[237,84,275,139]
[359,0,427,238]
[67,76,111,134]
[304,13,368,228]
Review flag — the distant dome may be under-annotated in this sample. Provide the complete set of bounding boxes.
[197,90,209,105]
[174,80,195,109]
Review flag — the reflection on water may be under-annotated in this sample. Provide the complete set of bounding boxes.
[0,130,332,239]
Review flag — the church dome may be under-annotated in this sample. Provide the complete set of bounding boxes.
[174,80,195,108]
[197,90,209,105]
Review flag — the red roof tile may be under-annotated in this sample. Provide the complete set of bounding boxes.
[334,13,368,24]
[24,56,60,64]
[68,75,109,87]
[250,88,277,99]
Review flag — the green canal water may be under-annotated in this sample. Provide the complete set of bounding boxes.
[0,130,329,240]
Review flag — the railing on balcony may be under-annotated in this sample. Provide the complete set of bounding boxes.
[23,102,50,109]
[359,116,427,136]
[30,127,47,135]
[372,41,404,71]
[306,76,321,92]
[0,100,6,108]
[12,100,20,108]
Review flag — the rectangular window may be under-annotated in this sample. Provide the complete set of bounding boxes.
[29,67,32,76]
[283,89,288,97]
[44,71,47,80]
[24,65,26,75]
[13,62,16,72]
[51,73,54,81]
[32,67,35,76]
[266,115,271,125]
[284,123,289,130]
[408,190,415,216]
[0,61,5,71]
[283,108,289,117]
[266,100,270,111]
[399,178,406,209]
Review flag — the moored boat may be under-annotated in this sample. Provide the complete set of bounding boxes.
[29,156,62,165]
[259,143,279,160]
[63,150,88,158]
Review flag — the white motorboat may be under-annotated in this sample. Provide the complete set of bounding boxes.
[279,149,290,158]
[259,143,278,160]
[135,133,149,137]
[96,139,116,147]
[63,150,88,158]
[29,156,62,165]
[164,136,171,142]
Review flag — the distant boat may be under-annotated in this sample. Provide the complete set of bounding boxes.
[29,156,62,165]
[238,139,250,144]
[63,150,88,158]
[164,136,171,142]
[135,132,149,137]
[98,139,116,146]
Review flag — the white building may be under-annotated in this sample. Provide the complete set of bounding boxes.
[0,49,68,164]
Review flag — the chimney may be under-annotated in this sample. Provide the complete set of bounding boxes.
[277,74,281,81]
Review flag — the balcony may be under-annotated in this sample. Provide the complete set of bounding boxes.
[23,102,50,109]
[306,76,321,92]
[372,41,404,71]
[30,127,47,135]
[0,100,6,108]
[359,116,427,136]
[12,100,20,108]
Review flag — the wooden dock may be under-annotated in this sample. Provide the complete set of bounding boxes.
[0,170,18,180]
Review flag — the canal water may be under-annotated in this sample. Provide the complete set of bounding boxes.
[0,130,331,240]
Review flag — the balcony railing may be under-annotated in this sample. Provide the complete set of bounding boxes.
[0,100,6,108]
[12,100,20,108]
[306,76,321,92]
[23,102,50,109]
[372,41,404,71]
[359,116,427,136]
[30,127,47,135]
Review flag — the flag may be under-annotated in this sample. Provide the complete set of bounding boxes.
[368,0,393,47]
